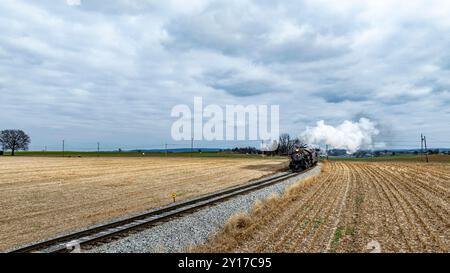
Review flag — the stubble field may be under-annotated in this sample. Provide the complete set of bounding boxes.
[0,156,287,251]
[198,161,449,253]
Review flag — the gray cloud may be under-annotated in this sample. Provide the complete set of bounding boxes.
[163,1,351,64]
[0,0,450,149]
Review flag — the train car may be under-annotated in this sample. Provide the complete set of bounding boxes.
[289,144,319,172]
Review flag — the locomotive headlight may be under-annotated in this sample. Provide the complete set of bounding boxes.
[295,148,300,152]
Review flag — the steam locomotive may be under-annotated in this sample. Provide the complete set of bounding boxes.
[289,144,319,172]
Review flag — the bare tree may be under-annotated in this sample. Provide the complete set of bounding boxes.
[277,134,306,155]
[0,130,31,156]
[278,133,291,155]
[288,137,305,154]
[291,137,303,148]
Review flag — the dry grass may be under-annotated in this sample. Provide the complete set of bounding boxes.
[195,161,450,253]
[0,156,287,251]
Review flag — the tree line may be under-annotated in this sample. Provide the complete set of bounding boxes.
[0,130,303,156]
[232,133,303,156]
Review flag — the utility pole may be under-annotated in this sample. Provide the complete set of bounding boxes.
[165,143,168,157]
[62,140,65,157]
[97,142,100,157]
[421,134,429,163]
[326,144,329,160]
[421,134,424,161]
[424,135,429,163]
[191,137,194,157]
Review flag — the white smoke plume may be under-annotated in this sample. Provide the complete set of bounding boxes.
[260,140,279,152]
[301,118,380,153]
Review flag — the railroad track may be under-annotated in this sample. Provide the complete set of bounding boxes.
[9,168,314,253]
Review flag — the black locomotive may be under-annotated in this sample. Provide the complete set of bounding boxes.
[289,144,319,172]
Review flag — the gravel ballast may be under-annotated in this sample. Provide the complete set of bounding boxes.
[89,166,321,253]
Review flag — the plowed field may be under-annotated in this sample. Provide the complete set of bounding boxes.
[199,161,449,253]
[0,156,286,251]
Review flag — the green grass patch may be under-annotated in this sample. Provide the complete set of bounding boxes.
[345,226,356,237]
[329,226,345,252]
[332,226,345,244]
[313,219,322,229]
[355,195,364,208]
[2,151,287,160]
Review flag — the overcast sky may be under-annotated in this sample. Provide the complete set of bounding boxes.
[1,0,449,150]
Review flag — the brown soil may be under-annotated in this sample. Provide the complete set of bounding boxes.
[196,161,449,253]
[0,156,286,251]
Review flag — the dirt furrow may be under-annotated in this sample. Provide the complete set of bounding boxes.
[359,163,411,252]
[379,166,448,252]
[264,164,340,252]
[280,163,345,252]
[389,167,449,225]
[369,165,434,251]
[307,162,351,252]
[330,162,362,252]
[245,168,334,252]
[197,161,449,253]
[288,167,344,252]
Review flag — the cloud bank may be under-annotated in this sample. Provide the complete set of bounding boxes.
[0,0,449,149]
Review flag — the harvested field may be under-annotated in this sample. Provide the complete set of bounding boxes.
[197,161,450,253]
[331,154,450,163]
[0,156,287,251]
